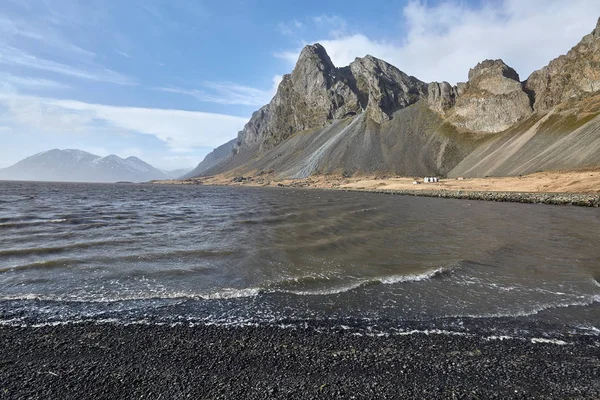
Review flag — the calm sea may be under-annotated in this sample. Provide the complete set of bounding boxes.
[1,181,598,339]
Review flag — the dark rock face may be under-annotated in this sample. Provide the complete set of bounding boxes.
[525,18,600,112]
[428,60,533,133]
[427,81,457,112]
[348,55,428,124]
[234,44,428,151]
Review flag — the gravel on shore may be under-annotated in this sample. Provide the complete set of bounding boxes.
[338,188,600,207]
[1,323,599,399]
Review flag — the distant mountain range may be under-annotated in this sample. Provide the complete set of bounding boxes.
[187,17,600,179]
[0,149,191,183]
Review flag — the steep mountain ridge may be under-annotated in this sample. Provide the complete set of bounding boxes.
[525,18,600,113]
[190,17,600,180]
[0,149,171,182]
[233,43,428,150]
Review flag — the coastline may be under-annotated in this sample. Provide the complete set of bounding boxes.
[151,169,600,207]
[2,322,599,399]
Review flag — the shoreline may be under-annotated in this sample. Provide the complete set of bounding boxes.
[152,169,600,207]
[336,188,600,207]
[2,322,599,399]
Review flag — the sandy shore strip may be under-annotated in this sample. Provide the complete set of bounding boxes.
[152,169,600,207]
[1,323,599,399]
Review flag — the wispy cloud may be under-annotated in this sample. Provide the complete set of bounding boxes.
[0,44,133,84]
[158,81,275,106]
[0,93,249,150]
[0,4,132,86]
[277,1,600,84]
[277,19,304,36]
[116,51,131,58]
[0,14,96,58]
[1,74,70,90]
[312,15,347,37]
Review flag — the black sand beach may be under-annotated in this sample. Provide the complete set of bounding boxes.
[1,323,599,399]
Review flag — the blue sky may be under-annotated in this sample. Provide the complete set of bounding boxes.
[1,0,599,170]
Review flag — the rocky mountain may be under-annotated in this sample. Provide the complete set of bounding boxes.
[191,17,600,180]
[182,139,236,179]
[0,149,171,183]
[525,18,600,113]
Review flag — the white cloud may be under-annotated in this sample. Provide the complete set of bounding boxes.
[0,93,249,150]
[0,126,12,134]
[0,14,96,59]
[278,1,600,84]
[277,19,305,36]
[313,15,347,37]
[0,74,70,90]
[0,44,133,84]
[116,51,131,58]
[159,81,275,106]
[271,75,283,96]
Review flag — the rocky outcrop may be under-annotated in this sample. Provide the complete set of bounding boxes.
[444,60,532,133]
[347,55,428,124]
[525,17,600,112]
[427,82,457,113]
[234,44,428,151]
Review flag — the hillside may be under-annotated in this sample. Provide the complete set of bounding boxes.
[187,17,600,181]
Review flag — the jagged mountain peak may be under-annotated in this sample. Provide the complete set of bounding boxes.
[468,59,520,83]
[233,43,427,151]
[296,43,335,69]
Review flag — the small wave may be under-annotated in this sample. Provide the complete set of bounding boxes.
[455,294,600,319]
[0,268,449,302]
[0,218,68,228]
[0,239,137,257]
[379,268,447,284]
[0,259,85,273]
[277,268,449,296]
[199,287,262,300]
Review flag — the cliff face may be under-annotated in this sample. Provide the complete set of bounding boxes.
[427,60,532,133]
[234,44,428,150]
[191,17,600,180]
[525,17,600,113]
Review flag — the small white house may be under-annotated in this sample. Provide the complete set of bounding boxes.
[424,177,439,183]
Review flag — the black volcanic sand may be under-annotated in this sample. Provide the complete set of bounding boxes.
[1,323,599,399]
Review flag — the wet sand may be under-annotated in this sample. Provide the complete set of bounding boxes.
[1,323,599,399]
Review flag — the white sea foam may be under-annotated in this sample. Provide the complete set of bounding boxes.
[0,317,585,346]
[200,287,263,300]
[379,268,446,284]
[456,294,600,319]
[531,338,568,345]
